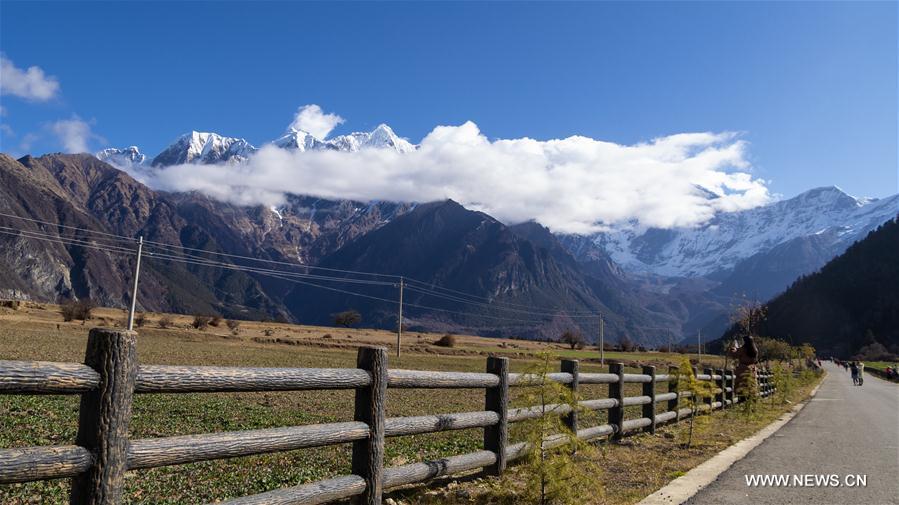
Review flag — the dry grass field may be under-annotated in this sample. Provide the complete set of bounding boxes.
[0,302,814,504]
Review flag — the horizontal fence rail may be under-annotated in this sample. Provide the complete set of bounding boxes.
[0,327,777,505]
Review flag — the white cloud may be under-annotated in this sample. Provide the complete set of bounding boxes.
[0,55,60,101]
[143,120,771,233]
[48,116,103,153]
[289,104,344,139]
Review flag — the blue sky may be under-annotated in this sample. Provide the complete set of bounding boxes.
[1,1,896,200]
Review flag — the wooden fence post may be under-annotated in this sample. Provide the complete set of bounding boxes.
[642,365,655,433]
[561,359,579,437]
[668,366,680,421]
[715,368,727,409]
[70,327,137,505]
[484,356,509,476]
[352,346,387,505]
[608,362,624,441]
[703,368,715,411]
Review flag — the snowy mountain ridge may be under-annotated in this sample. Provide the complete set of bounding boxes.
[100,123,416,169]
[590,186,899,278]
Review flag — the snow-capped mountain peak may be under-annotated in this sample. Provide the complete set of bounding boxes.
[590,186,898,278]
[96,146,146,167]
[151,131,257,167]
[273,123,417,154]
[272,128,331,152]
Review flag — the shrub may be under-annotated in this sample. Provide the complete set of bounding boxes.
[333,309,362,328]
[134,312,146,328]
[209,315,223,327]
[560,329,584,350]
[263,328,275,337]
[226,319,240,332]
[0,300,21,310]
[434,334,456,347]
[60,300,94,322]
[192,315,212,330]
[158,315,174,329]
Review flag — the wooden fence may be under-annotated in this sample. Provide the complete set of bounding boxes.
[0,328,775,505]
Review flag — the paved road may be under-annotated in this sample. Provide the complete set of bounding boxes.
[687,362,899,505]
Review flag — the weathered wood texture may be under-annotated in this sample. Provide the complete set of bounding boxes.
[577,424,614,441]
[385,411,497,437]
[622,395,652,406]
[642,365,656,434]
[578,372,619,384]
[483,356,508,476]
[136,365,370,393]
[580,398,618,411]
[608,363,624,439]
[214,475,366,505]
[654,411,677,424]
[0,445,93,483]
[383,450,497,488]
[655,392,678,403]
[70,328,137,505]
[622,373,652,383]
[0,360,99,394]
[508,372,573,386]
[621,417,652,432]
[352,347,387,505]
[127,423,369,469]
[508,403,571,423]
[561,359,579,436]
[387,370,497,388]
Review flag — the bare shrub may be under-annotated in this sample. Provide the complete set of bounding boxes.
[333,309,362,328]
[209,315,223,327]
[434,334,457,347]
[226,319,240,332]
[134,312,146,328]
[263,328,275,337]
[192,315,212,330]
[561,329,585,350]
[158,315,174,329]
[60,300,94,322]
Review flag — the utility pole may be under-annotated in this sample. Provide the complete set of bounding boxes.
[697,328,702,365]
[599,315,605,365]
[396,276,404,358]
[126,236,143,331]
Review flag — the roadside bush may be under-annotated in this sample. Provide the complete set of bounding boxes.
[226,319,240,332]
[434,334,456,347]
[134,312,146,328]
[192,315,212,330]
[158,315,174,329]
[209,315,223,327]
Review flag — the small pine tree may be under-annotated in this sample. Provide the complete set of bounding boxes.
[675,357,715,448]
[503,353,603,505]
[770,362,794,405]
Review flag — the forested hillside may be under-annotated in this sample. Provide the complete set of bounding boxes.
[721,217,899,358]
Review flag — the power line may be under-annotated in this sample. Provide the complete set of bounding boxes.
[403,284,598,319]
[0,217,608,324]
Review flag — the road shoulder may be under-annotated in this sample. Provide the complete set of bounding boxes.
[637,379,824,505]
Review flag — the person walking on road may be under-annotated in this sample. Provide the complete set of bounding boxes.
[850,361,859,385]
[857,361,864,386]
